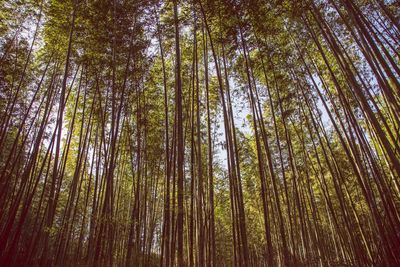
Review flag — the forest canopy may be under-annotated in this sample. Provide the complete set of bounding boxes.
[0,0,399,266]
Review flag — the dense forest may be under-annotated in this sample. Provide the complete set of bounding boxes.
[0,0,399,266]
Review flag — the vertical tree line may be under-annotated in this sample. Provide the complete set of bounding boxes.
[0,0,399,266]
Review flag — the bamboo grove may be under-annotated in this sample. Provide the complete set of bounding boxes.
[0,0,399,266]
